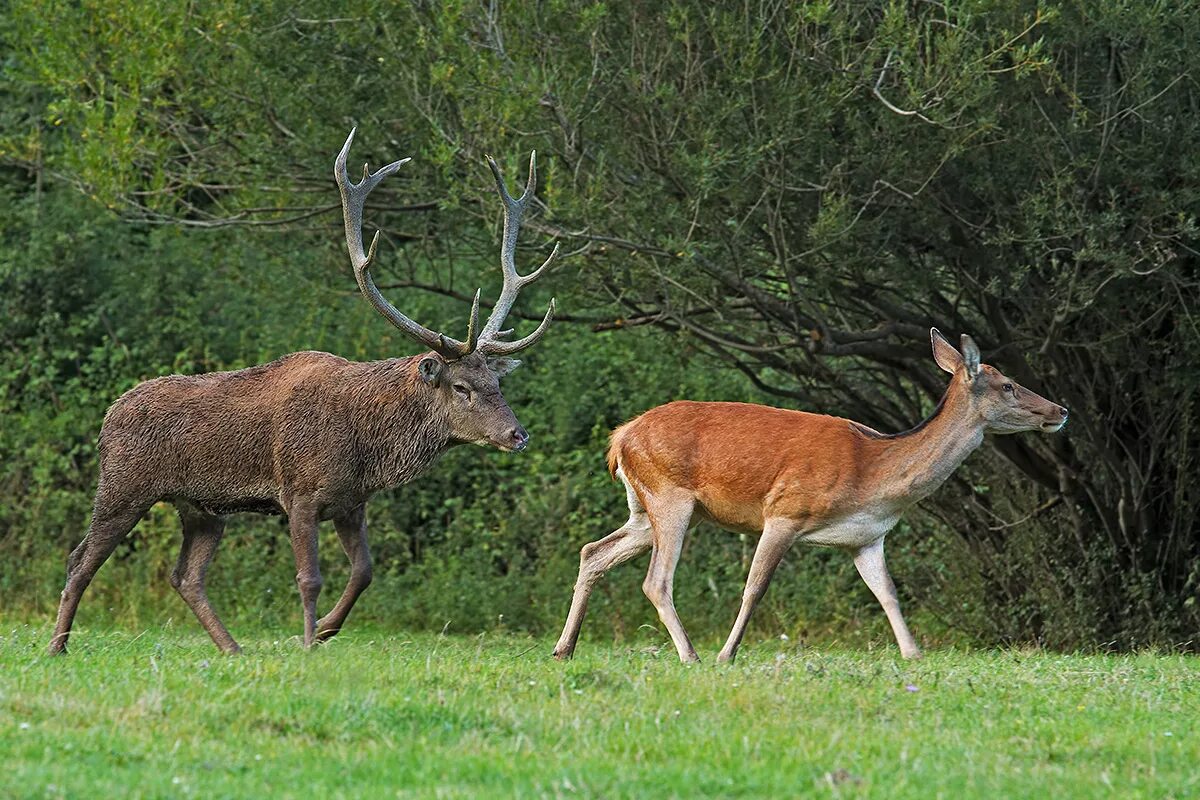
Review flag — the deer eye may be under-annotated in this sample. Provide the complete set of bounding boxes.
[453,384,471,399]
[1002,383,1014,393]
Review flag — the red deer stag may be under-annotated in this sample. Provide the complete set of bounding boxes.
[553,330,1068,663]
[48,129,557,655]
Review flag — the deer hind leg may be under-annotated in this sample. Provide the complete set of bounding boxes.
[853,538,922,660]
[47,489,152,655]
[642,492,700,663]
[315,505,372,643]
[553,472,653,660]
[171,507,240,655]
[717,517,801,664]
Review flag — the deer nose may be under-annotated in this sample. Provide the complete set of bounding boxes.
[1058,406,1069,419]
[510,426,529,451]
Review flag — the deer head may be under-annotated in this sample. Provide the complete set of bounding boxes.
[335,129,558,451]
[931,328,1068,434]
[409,351,527,450]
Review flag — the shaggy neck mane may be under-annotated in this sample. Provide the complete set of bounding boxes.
[353,355,453,493]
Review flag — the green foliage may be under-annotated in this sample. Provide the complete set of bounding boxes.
[1,0,1197,648]
[2,627,1198,798]
[0,175,864,644]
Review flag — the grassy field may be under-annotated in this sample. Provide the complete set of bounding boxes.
[0,622,1196,799]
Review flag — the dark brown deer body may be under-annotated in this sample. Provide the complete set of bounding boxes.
[49,131,558,655]
[98,351,521,519]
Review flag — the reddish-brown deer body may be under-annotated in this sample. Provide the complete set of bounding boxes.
[49,130,558,655]
[554,330,1067,663]
[612,402,881,536]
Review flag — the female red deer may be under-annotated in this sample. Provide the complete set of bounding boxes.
[48,129,558,655]
[553,331,1068,663]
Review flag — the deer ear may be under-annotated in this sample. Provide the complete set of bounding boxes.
[488,357,522,378]
[417,355,444,385]
[959,334,981,380]
[931,328,963,375]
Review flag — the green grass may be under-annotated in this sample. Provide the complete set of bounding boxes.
[1,622,1197,799]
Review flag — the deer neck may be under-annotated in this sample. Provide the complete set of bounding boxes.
[357,359,453,493]
[873,382,984,506]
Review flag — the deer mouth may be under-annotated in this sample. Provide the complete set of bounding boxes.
[484,437,528,453]
[1041,420,1065,432]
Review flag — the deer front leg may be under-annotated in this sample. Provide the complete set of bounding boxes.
[286,497,323,648]
[852,538,922,659]
[716,517,799,664]
[315,505,372,643]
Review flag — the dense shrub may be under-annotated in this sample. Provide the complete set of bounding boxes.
[2,1,1196,648]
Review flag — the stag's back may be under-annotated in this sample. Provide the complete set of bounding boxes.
[98,351,352,509]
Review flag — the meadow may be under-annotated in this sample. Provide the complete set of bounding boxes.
[1,623,1196,799]
[3,3,1199,797]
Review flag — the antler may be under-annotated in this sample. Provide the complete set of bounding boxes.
[477,152,558,356]
[335,128,479,360]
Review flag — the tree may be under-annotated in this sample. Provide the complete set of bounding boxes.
[4,0,1197,646]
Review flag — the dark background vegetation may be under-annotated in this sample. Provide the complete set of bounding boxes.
[1,1,1196,650]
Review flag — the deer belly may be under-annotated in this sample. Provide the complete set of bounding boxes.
[174,494,284,517]
[799,510,900,548]
[693,497,765,535]
[202,498,285,516]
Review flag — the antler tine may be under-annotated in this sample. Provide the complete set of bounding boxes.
[519,147,538,201]
[478,151,558,352]
[335,128,476,360]
[464,289,481,353]
[480,299,556,356]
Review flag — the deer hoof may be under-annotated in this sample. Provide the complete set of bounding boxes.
[314,620,340,643]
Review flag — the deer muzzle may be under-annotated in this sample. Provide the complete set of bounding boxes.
[508,425,530,452]
[1041,405,1069,432]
